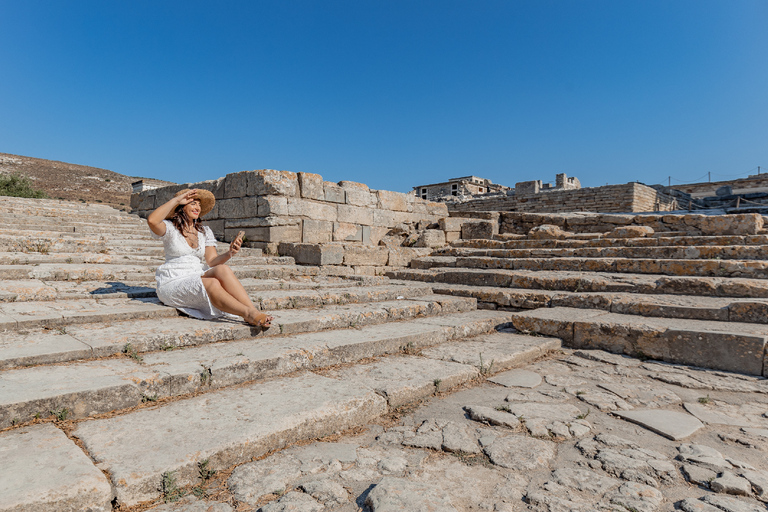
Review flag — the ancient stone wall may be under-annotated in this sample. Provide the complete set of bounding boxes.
[672,174,768,198]
[131,170,448,251]
[449,182,678,214]
[499,211,764,236]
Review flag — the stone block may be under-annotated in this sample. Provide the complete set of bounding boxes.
[340,181,376,207]
[192,177,226,200]
[606,226,655,238]
[257,196,289,216]
[439,217,468,232]
[154,184,189,207]
[462,221,496,239]
[372,209,398,227]
[225,171,250,198]
[387,247,432,267]
[206,219,225,239]
[298,172,324,200]
[278,243,344,265]
[226,224,301,243]
[377,190,408,212]
[225,216,302,228]
[324,182,346,203]
[369,226,389,245]
[218,197,260,219]
[0,424,113,512]
[698,214,763,236]
[333,222,362,242]
[247,170,299,197]
[527,224,571,240]
[130,191,155,211]
[302,219,333,243]
[426,202,448,217]
[415,230,446,248]
[343,246,389,266]
[287,197,338,221]
[338,204,374,226]
[446,231,460,243]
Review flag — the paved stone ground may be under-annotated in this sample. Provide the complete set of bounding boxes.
[138,347,768,512]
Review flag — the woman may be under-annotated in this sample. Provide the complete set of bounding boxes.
[147,188,273,328]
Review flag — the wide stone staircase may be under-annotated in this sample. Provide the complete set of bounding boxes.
[0,197,557,511]
[388,219,768,378]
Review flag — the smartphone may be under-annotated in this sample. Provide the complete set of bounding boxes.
[237,231,245,242]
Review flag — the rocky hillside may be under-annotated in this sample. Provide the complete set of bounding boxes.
[0,152,174,210]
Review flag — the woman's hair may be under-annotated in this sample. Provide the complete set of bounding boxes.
[169,204,204,236]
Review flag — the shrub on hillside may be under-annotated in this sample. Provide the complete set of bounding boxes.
[0,173,48,198]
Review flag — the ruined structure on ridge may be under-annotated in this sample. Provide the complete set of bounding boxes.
[413,175,511,201]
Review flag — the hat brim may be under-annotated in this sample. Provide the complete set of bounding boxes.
[166,189,215,219]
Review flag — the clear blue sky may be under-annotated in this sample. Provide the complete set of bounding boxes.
[1,1,766,193]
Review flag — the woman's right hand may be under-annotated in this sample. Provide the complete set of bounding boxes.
[176,189,198,206]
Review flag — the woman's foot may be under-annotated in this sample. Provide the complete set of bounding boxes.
[244,309,273,328]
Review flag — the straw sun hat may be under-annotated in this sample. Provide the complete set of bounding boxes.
[166,189,215,219]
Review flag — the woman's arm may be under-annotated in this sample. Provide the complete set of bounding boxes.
[147,189,197,236]
[205,232,243,267]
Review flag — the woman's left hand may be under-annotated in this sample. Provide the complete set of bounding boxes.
[228,236,242,258]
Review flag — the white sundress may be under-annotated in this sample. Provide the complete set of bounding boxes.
[152,219,230,320]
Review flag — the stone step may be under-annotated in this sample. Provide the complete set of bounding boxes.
[0,308,509,428]
[411,255,768,279]
[508,307,768,376]
[386,268,768,298]
[0,276,398,302]
[0,252,291,267]
[4,314,551,508]
[0,291,463,369]
[438,244,768,261]
[451,234,768,250]
[0,262,337,282]
[431,283,768,323]
[0,275,393,302]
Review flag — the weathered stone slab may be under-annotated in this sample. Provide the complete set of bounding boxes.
[247,169,299,197]
[615,409,704,440]
[278,243,344,266]
[73,372,387,506]
[420,332,559,374]
[683,402,752,427]
[330,356,478,407]
[365,477,457,511]
[0,423,113,512]
[0,330,93,369]
[484,435,556,470]
[489,369,542,388]
[0,359,165,427]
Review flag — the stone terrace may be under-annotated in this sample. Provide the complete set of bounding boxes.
[2,197,768,512]
[390,211,768,377]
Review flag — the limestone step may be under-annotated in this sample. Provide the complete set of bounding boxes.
[451,234,768,250]
[387,268,768,299]
[0,291,464,369]
[431,283,768,323]
[411,255,768,279]
[0,252,291,267]
[0,276,399,302]
[5,315,550,508]
[438,244,768,261]
[0,262,338,282]
[0,309,509,429]
[508,307,768,376]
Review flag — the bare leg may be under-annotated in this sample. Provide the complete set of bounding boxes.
[203,265,255,308]
[202,277,272,327]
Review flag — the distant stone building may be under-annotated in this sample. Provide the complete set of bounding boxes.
[514,173,581,195]
[413,176,510,201]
